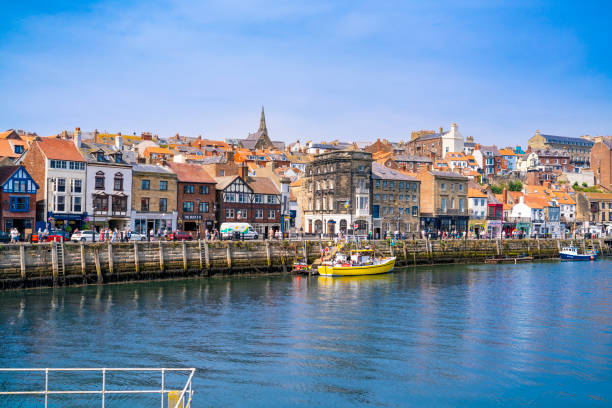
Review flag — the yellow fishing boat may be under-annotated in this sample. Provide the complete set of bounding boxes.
[317,249,396,277]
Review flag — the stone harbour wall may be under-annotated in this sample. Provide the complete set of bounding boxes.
[0,238,609,290]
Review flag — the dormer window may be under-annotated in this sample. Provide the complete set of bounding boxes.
[14,145,24,154]
[114,153,122,164]
[97,151,105,162]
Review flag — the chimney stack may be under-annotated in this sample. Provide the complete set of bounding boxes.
[73,127,82,148]
[115,134,123,151]
[439,126,443,134]
[240,164,248,180]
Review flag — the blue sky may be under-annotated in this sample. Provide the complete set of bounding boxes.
[1,0,611,145]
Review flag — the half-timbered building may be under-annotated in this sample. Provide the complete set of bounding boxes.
[214,174,281,237]
[0,165,39,235]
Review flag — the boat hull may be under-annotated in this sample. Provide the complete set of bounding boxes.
[560,253,597,261]
[318,257,396,277]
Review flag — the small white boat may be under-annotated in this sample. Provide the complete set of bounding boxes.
[559,246,598,261]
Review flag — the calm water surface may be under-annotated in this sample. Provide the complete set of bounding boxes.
[1,261,611,407]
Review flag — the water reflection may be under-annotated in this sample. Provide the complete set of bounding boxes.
[0,261,611,407]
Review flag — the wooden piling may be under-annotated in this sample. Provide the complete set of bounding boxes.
[51,243,59,285]
[198,240,203,270]
[265,240,271,267]
[80,243,86,277]
[226,243,232,269]
[204,242,210,271]
[182,241,188,271]
[133,242,140,274]
[159,241,165,271]
[107,242,114,275]
[94,247,103,283]
[19,244,26,280]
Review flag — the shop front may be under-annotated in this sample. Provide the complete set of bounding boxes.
[131,211,177,235]
[469,219,486,238]
[486,220,502,239]
[421,215,468,235]
[47,212,87,232]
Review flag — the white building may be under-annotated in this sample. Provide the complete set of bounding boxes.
[441,123,464,155]
[79,134,133,230]
[18,132,88,231]
[468,188,488,219]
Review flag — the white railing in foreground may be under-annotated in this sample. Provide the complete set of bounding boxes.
[0,367,195,408]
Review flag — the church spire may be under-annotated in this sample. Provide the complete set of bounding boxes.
[259,105,267,132]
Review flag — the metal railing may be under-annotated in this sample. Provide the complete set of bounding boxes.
[0,367,195,408]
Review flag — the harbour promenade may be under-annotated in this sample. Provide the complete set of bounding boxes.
[0,238,609,290]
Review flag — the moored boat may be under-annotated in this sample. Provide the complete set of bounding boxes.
[559,246,598,261]
[318,249,396,277]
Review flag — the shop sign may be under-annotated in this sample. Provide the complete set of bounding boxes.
[183,215,202,220]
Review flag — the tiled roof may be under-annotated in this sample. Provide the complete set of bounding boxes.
[37,137,86,161]
[582,192,612,200]
[249,176,280,195]
[167,162,215,183]
[132,164,176,175]
[468,188,487,198]
[430,170,467,179]
[79,141,129,164]
[0,165,19,184]
[0,140,23,158]
[214,175,241,190]
[394,155,433,163]
[371,162,418,181]
[143,146,174,156]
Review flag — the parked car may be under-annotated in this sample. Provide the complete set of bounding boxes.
[166,231,193,241]
[43,230,70,242]
[129,232,147,241]
[71,230,96,242]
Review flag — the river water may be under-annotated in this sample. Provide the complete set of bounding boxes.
[1,261,611,407]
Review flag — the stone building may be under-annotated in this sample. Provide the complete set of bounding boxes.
[167,162,217,234]
[528,130,593,167]
[576,192,612,225]
[405,123,464,159]
[417,168,469,235]
[303,150,372,236]
[591,139,612,190]
[131,164,178,235]
[371,162,420,238]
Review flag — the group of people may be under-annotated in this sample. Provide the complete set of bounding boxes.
[96,228,133,242]
[8,227,20,243]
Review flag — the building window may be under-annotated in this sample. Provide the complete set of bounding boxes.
[72,179,82,193]
[237,209,247,219]
[199,185,209,194]
[389,181,395,189]
[96,151,105,162]
[159,198,167,212]
[141,198,149,212]
[183,201,194,212]
[112,196,127,213]
[267,195,276,204]
[459,198,464,212]
[9,196,28,212]
[389,194,394,201]
[268,210,275,219]
[383,180,387,188]
[160,181,168,191]
[199,202,209,213]
[441,198,447,212]
[94,195,108,212]
[254,194,263,203]
[412,206,419,216]
[56,195,65,212]
[184,185,194,194]
[113,173,123,191]
[56,178,66,192]
[376,180,381,188]
[256,209,264,219]
[72,196,81,212]
[375,194,380,201]
[459,184,463,191]
[225,208,235,218]
[440,183,446,190]
[142,179,150,190]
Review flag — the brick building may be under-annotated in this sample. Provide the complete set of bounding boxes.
[214,172,281,237]
[131,164,178,235]
[591,139,612,190]
[0,165,38,235]
[371,162,420,238]
[167,162,216,234]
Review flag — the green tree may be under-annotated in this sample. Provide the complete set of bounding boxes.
[490,185,503,194]
[508,181,523,191]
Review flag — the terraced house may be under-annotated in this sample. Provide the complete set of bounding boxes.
[131,164,177,235]
[371,163,420,239]
[303,150,372,236]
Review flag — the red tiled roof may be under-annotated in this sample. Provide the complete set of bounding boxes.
[249,177,280,195]
[37,137,85,161]
[166,162,215,183]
